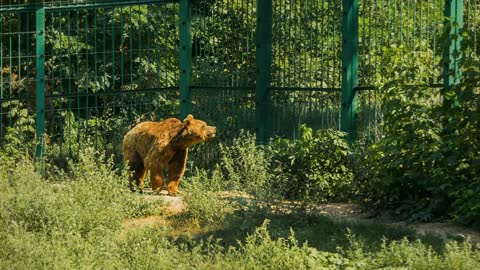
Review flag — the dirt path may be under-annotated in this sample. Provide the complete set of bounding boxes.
[122,190,185,233]
[316,203,480,243]
[123,190,480,243]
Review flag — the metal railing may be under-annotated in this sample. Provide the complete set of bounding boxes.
[0,0,478,166]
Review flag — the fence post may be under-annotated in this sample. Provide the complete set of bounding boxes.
[341,0,359,143]
[35,2,46,174]
[179,0,192,120]
[443,0,463,105]
[255,0,272,144]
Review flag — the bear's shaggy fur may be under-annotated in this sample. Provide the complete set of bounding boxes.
[122,114,216,196]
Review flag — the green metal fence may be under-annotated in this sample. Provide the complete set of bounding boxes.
[1,1,180,165]
[356,0,447,143]
[271,0,342,139]
[0,0,479,167]
[190,0,257,139]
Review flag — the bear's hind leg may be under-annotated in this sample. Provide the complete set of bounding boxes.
[133,166,147,189]
[125,154,146,190]
[149,167,165,192]
[167,149,188,196]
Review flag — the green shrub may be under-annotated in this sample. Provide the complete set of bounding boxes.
[230,220,345,270]
[208,131,280,205]
[218,130,271,196]
[340,234,480,270]
[267,125,354,204]
[355,52,480,226]
[45,112,129,170]
[224,221,480,270]
[182,168,230,225]
[440,58,480,227]
[355,83,446,221]
[0,147,165,269]
[193,127,354,207]
[182,132,276,229]
[0,147,159,237]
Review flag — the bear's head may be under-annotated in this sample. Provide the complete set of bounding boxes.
[182,114,216,147]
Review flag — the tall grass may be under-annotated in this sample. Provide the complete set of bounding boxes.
[0,147,161,269]
[0,139,479,269]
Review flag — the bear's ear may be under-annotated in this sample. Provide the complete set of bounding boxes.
[183,114,194,127]
[184,114,194,121]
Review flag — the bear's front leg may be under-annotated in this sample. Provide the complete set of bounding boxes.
[149,166,165,192]
[167,149,188,196]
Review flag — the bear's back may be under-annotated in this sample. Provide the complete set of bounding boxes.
[123,118,184,157]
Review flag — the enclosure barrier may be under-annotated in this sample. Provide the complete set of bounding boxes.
[0,0,478,168]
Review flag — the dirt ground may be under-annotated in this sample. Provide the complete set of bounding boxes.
[123,189,480,243]
[317,203,480,243]
[122,190,183,223]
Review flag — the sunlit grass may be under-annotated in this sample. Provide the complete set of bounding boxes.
[1,146,479,269]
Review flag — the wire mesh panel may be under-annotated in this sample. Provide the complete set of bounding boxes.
[187,0,257,167]
[0,7,36,150]
[272,0,342,90]
[0,1,33,10]
[356,87,382,144]
[271,0,343,138]
[43,2,180,161]
[190,0,256,138]
[465,0,480,57]
[358,0,445,87]
[191,0,256,88]
[2,0,479,163]
[191,87,255,135]
[189,86,256,168]
[270,89,341,138]
[0,1,180,163]
[356,0,446,144]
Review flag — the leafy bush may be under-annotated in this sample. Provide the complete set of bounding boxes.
[267,125,354,204]
[182,168,230,225]
[230,220,344,270]
[44,111,130,170]
[218,130,271,196]
[189,127,354,208]
[355,83,446,221]
[340,233,480,269]
[440,58,480,227]
[0,147,159,239]
[355,49,480,226]
[185,128,355,213]
[182,132,271,225]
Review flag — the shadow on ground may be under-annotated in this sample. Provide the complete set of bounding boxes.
[125,190,477,254]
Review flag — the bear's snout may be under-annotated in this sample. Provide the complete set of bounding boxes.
[206,126,216,139]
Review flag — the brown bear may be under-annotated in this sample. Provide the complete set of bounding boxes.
[122,114,216,196]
